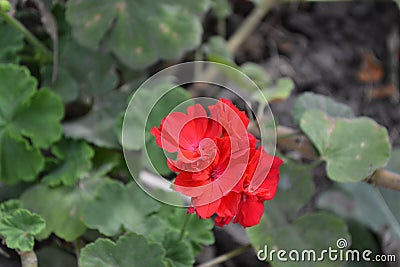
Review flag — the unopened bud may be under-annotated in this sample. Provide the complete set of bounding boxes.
[0,0,11,13]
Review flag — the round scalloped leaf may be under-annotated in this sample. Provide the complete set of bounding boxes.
[0,199,22,217]
[21,178,105,241]
[0,137,44,184]
[79,232,167,267]
[300,110,390,182]
[42,139,94,186]
[0,209,45,252]
[9,89,64,148]
[293,92,354,125]
[0,65,63,183]
[66,0,209,69]
[83,181,160,236]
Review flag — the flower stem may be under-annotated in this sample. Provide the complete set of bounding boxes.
[189,0,275,96]
[227,0,275,53]
[0,12,52,61]
[18,251,38,267]
[196,244,253,267]
[178,212,191,241]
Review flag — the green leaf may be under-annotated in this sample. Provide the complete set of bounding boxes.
[0,135,43,184]
[0,64,64,183]
[41,66,79,103]
[275,162,314,216]
[235,63,294,102]
[9,88,64,148]
[62,36,119,92]
[0,19,24,64]
[64,90,128,148]
[253,77,295,103]
[163,232,195,267]
[247,210,350,267]
[344,221,384,267]
[317,182,400,238]
[293,92,354,125]
[300,110,390,182]
[238,63,271,92]
[0,209,45,251]
[378,187,400,223]
[21,178,105,241]
[143,138,171,176]
[83,180,160,236]
[66,0,209,69]
[0,199,22,217]
[395,0,400,10]
[204,36,235,66]
[42,139,95,186]
[41,38,118,102]
[210,0,231,19]
[79,232,167,267]
[387,148,400,173]
[158,206,215,254]
[91,147,124,176]
[123,81,191,150]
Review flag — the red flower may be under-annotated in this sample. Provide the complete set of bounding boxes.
[151,98,282,228]
[151,103,221,172]
[215,147,282,227]
[209,98,249,138]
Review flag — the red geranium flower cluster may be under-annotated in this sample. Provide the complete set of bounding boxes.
[151,99,282,227]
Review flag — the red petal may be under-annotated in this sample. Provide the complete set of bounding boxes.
[235,198,264,227]
[194,198,221,219]
[217,192,240,217]
[214,215,233,227]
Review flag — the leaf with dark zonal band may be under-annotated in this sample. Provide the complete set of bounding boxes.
[66,0,209,69]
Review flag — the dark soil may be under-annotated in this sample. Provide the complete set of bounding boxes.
[239,1,400,145]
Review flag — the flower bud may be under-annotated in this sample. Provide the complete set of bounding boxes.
[0,0,11,13]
